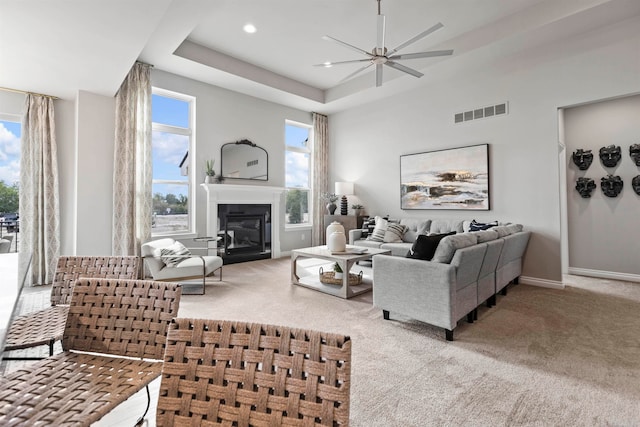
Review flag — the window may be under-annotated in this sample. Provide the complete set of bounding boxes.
[284,121,312,227]
[0,115,21,234]
[151,89,195,235]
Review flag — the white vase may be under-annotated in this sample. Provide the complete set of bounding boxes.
[327,230,346,252]
[326,221,345,245]
[204,175,214,184]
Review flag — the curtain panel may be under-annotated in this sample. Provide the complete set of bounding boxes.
[112,62,152,256]
[20,94,60,285]
[312,113,329,246]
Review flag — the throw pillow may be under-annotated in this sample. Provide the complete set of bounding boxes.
[383,223,407,243]
[367,216,388,242]
[406,232,455,261]
[469,219,498,231]
[472,229,499,243]
[159,241,191,267]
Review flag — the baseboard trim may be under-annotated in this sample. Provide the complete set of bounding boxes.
[519,276,564,289]
[568,267,640,283]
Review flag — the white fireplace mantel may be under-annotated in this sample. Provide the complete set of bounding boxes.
[201,184,285,258]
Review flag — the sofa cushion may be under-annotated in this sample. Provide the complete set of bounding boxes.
[367,216,388,242]
[406,232,455,261]
[400,219,430,243]
[429,219,465,234]
[471,229,499,243]
[506,224,523,234]
[492,225,511,237]
[157,240,191,267]
[384,223,407,243]
[380,242,413,257]
[432,233,478,264]
[353,239,385,249]
[469,219,499,231]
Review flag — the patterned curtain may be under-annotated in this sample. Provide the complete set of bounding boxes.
[312,113,329,246]
[112,62,152,256]
[20,94,60,285]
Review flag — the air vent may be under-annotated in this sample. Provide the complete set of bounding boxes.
[454,102,508,124]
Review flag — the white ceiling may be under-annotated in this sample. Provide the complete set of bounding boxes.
[2,0,640,113]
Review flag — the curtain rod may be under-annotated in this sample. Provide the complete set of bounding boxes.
[0,86,59,100]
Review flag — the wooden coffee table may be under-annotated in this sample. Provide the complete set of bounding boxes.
[291,245,391,299]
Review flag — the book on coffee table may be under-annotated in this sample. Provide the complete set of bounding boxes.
[330,247,368,255]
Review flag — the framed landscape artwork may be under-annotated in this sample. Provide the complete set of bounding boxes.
[400,144,490,210]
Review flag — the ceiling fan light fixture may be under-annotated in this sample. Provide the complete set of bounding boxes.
[317,0,453,87]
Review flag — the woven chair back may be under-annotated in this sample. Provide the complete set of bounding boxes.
[156,318,352,426]
[51,256,141,306]
[62,278,181,360]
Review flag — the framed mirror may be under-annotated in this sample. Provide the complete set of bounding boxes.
[220,139,268,181]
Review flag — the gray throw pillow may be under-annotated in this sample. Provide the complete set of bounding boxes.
[472,229,499,243]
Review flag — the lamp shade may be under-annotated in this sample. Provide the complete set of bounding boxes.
[335,182,354,195]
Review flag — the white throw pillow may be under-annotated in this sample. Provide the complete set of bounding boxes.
[367,216,388,242]
[383,223,407,243]
[157,241,191,267]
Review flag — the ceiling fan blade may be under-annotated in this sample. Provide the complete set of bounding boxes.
[322,35,372,57]
[388,22,444,56]
[388,49,454,61]
[376,64,383,87]
[313,58,372,67]
[376,14,386,53]
[385,61,424,78]
[339,63,374,83]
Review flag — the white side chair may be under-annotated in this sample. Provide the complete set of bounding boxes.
[141,238,223,295]
[0,236,13,253]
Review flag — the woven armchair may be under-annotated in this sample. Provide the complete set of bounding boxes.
[0,277,181,426]
[2,255,140,360]
[156,318,352,426]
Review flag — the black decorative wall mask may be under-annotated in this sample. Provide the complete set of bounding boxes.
[600,174,623,197]
[575,177,596,198]
[572,149,593,170]
[599,145,622,167]
[630,144,640,167]
[632,175,640,196]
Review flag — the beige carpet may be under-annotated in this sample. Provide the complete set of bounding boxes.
[175,258,640,426]
[5,258,640,426]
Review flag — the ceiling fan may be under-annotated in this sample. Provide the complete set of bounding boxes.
[315,0,453,87]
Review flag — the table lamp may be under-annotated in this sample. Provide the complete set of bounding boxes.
[335,182,354,215]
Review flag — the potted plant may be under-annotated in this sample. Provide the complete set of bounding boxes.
[333,262,343,279]
[322,192,339,214]
[205,159,215,183]
[351,203,364,216]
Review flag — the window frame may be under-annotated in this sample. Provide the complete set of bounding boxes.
[284,120,313,230]
[151,87,196,237]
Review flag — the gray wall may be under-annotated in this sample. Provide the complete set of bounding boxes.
[329,16,640,286]
[564,94,640,279]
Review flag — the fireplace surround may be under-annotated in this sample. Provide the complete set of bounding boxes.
[202,184,285,263]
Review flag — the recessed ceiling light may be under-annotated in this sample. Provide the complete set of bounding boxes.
[243,23,257,34]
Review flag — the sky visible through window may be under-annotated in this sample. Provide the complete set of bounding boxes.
[152,94,189,197]
[285,124,310,188]
[0,120,21,186]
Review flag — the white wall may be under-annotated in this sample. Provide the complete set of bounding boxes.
[74,90,115,255]
[329,16,640,285]
[151,70,313,252]
[564,94,640,280]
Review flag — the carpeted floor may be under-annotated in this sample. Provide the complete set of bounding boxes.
[4,257,640,426]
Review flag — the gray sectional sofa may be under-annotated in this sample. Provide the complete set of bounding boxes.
[349,218,530,341]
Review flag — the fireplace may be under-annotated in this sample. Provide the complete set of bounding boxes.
[201,184,285,263]
[218,204,271,264]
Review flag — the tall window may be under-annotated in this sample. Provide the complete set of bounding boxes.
[285,121,312,226]
[151,89,194,235]
[0,116,21,237]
